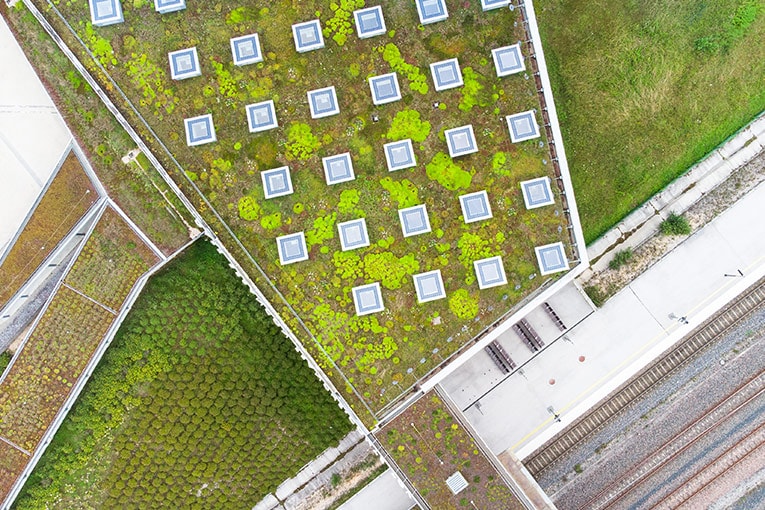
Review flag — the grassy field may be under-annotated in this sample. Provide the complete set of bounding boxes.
[2,2,192,255]
[0,150,97,309]
[28,0,574,416]
[14,240,353,509]
[536,0,765,242]
[379,392,524,509]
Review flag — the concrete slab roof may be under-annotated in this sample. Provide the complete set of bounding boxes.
[323,152,356,185]
[459,190,493,224]
[338,218,370,251]
[383,139,417,172]
[168,47,201,80]
[474,256,508,289]
[231,33,263,66]
[292,19,325,53]
[261,166,294,199]
[276,232,309,265]
[535,242,569,275]
[416,0,449,25]
[520,176,555,209]
[413,270,446,303]
[354,6,387,39]
[445,125,478,158]
[246,100,278,133]
[183,114,216,147]
[369,73,402,105]
[492,44,525,77]
[506,110,540,143]
[308,86,340,119]
[89,0,124,27]
[430,58,463,91]
[352,282,385,316]
[398,204,431,238]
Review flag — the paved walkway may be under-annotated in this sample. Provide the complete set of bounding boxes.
[337,470,414,510]
[443,177,765,459]
[0,16,71,255]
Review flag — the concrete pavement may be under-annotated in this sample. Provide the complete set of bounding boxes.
[337,470,414,510]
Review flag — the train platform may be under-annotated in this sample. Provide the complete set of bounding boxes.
[441,179,765,460]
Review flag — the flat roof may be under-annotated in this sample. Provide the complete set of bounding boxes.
[231,33,263,66]
[398,204,431,237]
[506,110,541,143]
[168,47,201,80]
[383,139,417,172]
[520,176,555,209]
[474,256,508,289]
[323,152,356,185]
[183,114,216,147]
[352,282,385,316]
[292,19,325,53]
[308,86,340,119]
[154,0,185,14]
[246,100,278,133]
[354,6,387,39]
[261,166,294,199]
[276,232,309,265]
[481,0,511,11]
[337,218,370,251]
[430,59,463,91]
[369,73,402,105]
[492,44,525,77]
[413,270,446,303]
[445,125,478,158]
[89,0,124,27]
[415,0,449,25]
[535,242,570,275]
[459,190,493,224]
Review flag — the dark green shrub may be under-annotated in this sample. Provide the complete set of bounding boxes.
[608,248,634,270]
[660,212,691,236]
[584,285,607,308]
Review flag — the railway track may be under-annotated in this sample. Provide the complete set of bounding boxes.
[576,370,765,510]
[523,276,765,477]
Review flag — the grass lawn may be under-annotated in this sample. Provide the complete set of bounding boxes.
[0,150,97,309]
[14,240,353,509]
[27,0,574,417]
[536,0,765,242]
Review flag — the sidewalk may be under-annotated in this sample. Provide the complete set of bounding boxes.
[446,178,765,458]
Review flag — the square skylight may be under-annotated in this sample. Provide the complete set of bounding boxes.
[337,218,370,251]
[323,152,356,185]
[535,242,570,275]
[398,204,431,237]
[445,471,469,495]
[520,177,555,209]
[445,125,478,158]
[261,166,294,199]
[492,44,525,77]
[354,6,387,39]
[383,139,417,172]
[506,110,541,143]
[430,59,463,91]
[184,114,216,147]
[369,73,402,105]
[292,19,325,53]
[308,86,340,119]
[416,0,449,25]
[481,0,511,11]
[459,190,493,224]
[154,0,185,14]
[246,100,278,133]
[231,33,263,66]
[168,47,201,80]
[413,270,446,303]
[474,256,508,289]
[276,232,309,265]
[352,282,385,316]
[89,0,124,27]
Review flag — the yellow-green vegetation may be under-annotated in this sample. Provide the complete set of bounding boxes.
[14,241,352,508]
[0,442,28,499]
[379,393,525,510]
[0,151,97,310]
[536,0,765,242]
[31,0,571,417]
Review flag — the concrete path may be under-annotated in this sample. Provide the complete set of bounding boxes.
[443,178,765,458]
[0,16,71,254]
[337,470,414,510]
